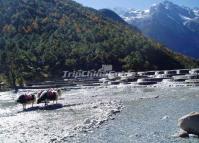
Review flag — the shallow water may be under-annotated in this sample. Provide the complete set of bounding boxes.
[0,86,199,143]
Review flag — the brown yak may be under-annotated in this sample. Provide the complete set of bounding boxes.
[17,94,36,110]
[37,89,61,106]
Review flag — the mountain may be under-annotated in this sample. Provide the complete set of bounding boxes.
[114,1,199,58]
[99,9,141,32]
[0,0,198,86]
[99,9,126,24]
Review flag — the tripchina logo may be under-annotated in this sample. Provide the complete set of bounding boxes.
[62,65,117,78]
[62,70,117,78]
[62,68,199,79]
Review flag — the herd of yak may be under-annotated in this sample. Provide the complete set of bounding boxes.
[16,89,62,110]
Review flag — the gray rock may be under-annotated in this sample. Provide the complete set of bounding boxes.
[178,130,189,138]
[178,112,199,136]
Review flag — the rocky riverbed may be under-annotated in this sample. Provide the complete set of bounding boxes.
[0,85,199,143]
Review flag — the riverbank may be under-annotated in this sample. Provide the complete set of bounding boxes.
[76,86,199,143]
[0,85,199,142]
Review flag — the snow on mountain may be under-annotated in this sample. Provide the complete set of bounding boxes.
[117,1,198,25]
[114,1,199,58]
[122,9,150,22]
[194,8,199,16]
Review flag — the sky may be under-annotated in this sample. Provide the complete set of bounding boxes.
[74,0,199,10]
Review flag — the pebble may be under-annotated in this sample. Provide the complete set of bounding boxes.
[161,116,169,120]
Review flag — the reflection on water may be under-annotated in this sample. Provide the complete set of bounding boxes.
[0,86,199,143]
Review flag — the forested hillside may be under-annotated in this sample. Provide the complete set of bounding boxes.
[0,0,198,87]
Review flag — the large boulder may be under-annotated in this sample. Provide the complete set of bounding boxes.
[178,112,199,136]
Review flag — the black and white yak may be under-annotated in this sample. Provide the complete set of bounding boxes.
[37,89,61,106]
[17,94,36,110]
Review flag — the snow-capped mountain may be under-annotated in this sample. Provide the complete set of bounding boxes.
[114,1,199,58]
[194,8,199,16]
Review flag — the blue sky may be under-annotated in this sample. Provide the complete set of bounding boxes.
[74,0,199,10]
